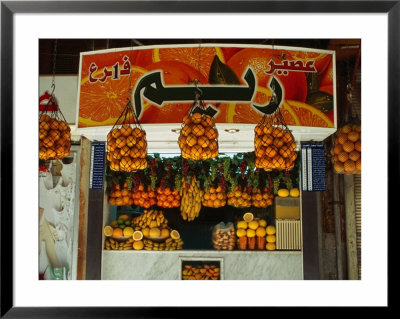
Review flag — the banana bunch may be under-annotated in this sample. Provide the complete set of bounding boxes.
[132,209,168,229]
[104,237,134,250]
[179,177,203,222]
[143,238,184,251]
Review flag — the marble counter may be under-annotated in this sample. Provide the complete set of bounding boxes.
[101,250,303,280]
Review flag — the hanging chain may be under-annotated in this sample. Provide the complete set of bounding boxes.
[51,39,58,94]
[128,39,134,99]
[197,43,202,84]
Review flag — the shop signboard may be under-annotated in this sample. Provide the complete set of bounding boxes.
[76,44,336,130]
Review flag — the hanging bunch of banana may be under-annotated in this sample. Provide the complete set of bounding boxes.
[179,176,203,222]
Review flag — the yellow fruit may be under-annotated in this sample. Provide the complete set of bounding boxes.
[266,235,276,243]
[133,230,143,241]
[142,227,150,237]
[149,220,158,228]
[237,221,248,229]
[266,242,276,250]
[243,212,254,222]
[289,188,300,197]
[103,226,113,237]
[112,228,123,237]
[133,240,144,250]
[246,229,256,238]
[347,131,360,142]
[248,220,259,230]
[118,214,129,221]
[341,124,352,134]
[258,219,267,227]
[256,227,266,237]
[266,225,276,235]
[149,227,161,238]
[160,228,170,237]
[170,230,180,240]
[277,189,289,197]
[236,228,247,238]
[123,226,134,237]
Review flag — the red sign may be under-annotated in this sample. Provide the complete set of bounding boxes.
[77,44,335,128]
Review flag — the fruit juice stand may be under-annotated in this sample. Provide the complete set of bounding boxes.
[70,43,342,280]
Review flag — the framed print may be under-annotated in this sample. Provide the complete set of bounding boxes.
[1,0,396,316]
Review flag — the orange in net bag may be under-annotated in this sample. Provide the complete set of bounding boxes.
[178,92,218,161]
[330,121,361,175]
[39,92,71,160]
[106,98,148,172]
[254,110,297,171]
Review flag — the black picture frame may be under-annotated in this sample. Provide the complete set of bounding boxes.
[1,0,395,317]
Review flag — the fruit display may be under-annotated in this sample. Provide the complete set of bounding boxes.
[132,209,168,230]
[178,112,219,161]
[104,237,136,250]
[227,186,252,208]
[251,187,274,208]
[156,187,180,208]
[106,124,148,172]
[103,213,136,248]
[254,117,297,171]
[236,213,268,250]
[212,222,236,250]
[277,187,300,198]
[180,176,203,221]
[143,237,184,251]
[202,186,227,208]
[331,123,361,174]
[39,114,71,160]
[182,264,220,280]
[108,183,134,206]
[104,210,184,250]
[131,185,157,209]
[265,225,277,251]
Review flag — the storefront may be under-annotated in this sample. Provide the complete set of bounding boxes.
[38,39,361,281]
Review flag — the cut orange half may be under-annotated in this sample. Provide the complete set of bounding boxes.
[243,212,254,223]
[285,100,334,128]
[103,225,113,237]
[133,230,143,241]
[170,230,180,240]
[78,66,147,127]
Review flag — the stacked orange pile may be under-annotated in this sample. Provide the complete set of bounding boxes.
[108,183,134,206]
[107,124,148,172]
[39,114,71,160]
[331,124,361,174]
[227,186,252,208]
[131,185,157,209]
[156,187,180,208]
[178,112,218,160]
[202,186,227,208]
[254,122,297,171]
[251,187,274,208]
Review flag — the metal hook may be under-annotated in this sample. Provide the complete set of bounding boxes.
[50,82,56,97]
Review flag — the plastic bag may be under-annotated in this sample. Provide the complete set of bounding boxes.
[212,222,235,250]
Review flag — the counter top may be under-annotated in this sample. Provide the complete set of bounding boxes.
[102,249,303,280]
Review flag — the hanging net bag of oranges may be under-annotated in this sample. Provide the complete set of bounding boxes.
[178,90,219,161]
[254,110,297,171]
[331,120,361,174]
[39,90,71,160]
[106,97,148,172]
